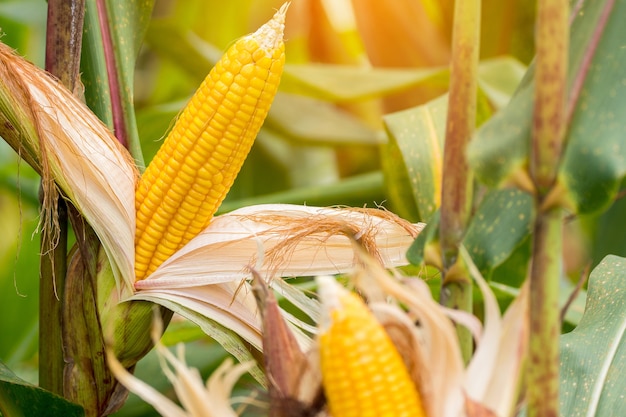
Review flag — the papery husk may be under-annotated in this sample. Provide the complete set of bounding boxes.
[107,315,252,417]
[0,44,43,173]
[352,246,529,417]
[465,397,499,417]
[131,203,423,377]
[132,286,267,383]
[461,246,529,417]
[135,204,424,290]
[252,275,325,417]
[472,282,529,416]
[0,41,137,292]
[352,253,465,417]
[134,281,264,349]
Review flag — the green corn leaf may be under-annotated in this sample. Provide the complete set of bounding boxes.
[560,255,626,415]
[469,0,626,215]
[558,0,626,214]
[281,64,447,102]
[266,93,378,146]
[463,188,534,278]
[281,57,525,104]
[383,90,499,224]
[81,0,155,166]
[383,95,447,222]
[0,360,84,417]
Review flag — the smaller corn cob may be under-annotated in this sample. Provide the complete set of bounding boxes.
[134,4,288,280]
[317,276,426,417]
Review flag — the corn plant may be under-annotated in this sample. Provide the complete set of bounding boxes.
[0,1,625,417]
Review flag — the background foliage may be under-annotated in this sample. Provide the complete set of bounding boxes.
[0,0,625,415]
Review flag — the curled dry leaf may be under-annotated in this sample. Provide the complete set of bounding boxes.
[132,203,424,351]
[135,204,424,290]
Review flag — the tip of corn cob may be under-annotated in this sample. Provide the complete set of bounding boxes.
[316,275,345,331]
[316,275,427,417]
[251,2,289,52]
[134,3,289,280]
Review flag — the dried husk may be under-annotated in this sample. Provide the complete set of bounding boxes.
[0,41,137,293]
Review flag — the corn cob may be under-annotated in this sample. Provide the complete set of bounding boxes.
[134,4,288,280]
[317,277,426,417]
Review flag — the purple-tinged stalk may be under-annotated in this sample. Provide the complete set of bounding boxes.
[527,0,569,416]
[439,0,481,362]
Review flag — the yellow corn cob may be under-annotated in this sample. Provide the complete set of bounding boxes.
[317,277,426,417]
[134,4,288,280]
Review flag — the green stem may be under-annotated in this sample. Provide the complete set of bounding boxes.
[527,208,562,417]
[527,0,568,415]
[531,0,569,193]
[38,198,68,395]
[439,0,480,362]
[439,269,473,362]
[39,0,85,395]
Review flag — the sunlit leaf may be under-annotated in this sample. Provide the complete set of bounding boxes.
[383,95,446,222]
[383,85,500,224]
[218,171,385,214]
[281,57,526,105]
[182,0,260,50]
[267,93,378,146]
[381,135,421,222]
[349,0,452,69]
[480,0,535,63]
[477,57,528,109]
[282,64,447,102]
[144,19,219,82]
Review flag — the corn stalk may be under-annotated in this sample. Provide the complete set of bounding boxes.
[439,0,481,362]
[528,0,569,415]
